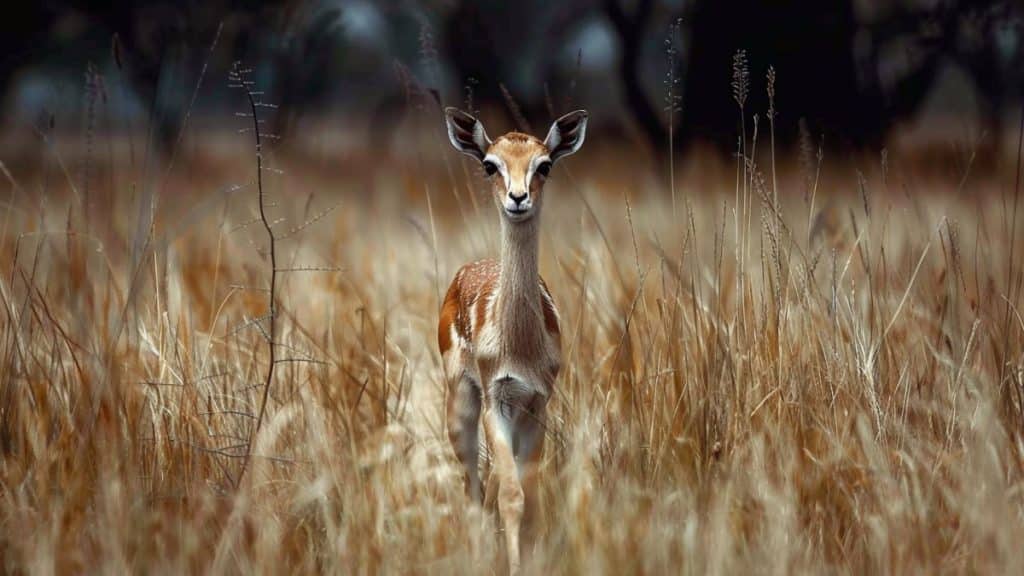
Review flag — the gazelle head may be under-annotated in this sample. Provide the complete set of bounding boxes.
[445,108,588,224]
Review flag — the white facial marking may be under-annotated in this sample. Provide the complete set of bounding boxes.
[484,153,509,184]
[525,154,551,190]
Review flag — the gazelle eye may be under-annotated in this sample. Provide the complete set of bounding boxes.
[483,160,498,176]
[536,161,552,177]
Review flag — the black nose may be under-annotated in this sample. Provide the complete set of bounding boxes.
[509,192,527,205]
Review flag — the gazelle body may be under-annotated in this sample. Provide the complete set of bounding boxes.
[439,107,587,573]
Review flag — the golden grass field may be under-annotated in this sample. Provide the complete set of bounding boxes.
[1,121,1023,574]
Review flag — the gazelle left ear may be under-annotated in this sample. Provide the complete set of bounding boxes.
[445,107,491,162]
[544,110,588,163]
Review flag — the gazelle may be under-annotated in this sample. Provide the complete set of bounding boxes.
[439,107,587,572]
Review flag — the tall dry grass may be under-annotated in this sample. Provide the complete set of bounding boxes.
[1,81,1023,574]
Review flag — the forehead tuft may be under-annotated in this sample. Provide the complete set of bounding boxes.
[488,132,547,158]
[499,132,542,145]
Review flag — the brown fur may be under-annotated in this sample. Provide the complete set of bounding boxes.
[437,258,559,356]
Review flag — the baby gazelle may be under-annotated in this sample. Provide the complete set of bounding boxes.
[439,107,587,573]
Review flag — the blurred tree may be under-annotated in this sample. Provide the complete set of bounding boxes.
[440,0,571,128]
[601,0,1020,156]
[602,0,668,151]
[0,0,356,152]
[268,3,345,139]
[0,5,56,112]
[680,0,875,151]
[0,0,1019,160]
[102,0,241,150]
[861,0,1022,160]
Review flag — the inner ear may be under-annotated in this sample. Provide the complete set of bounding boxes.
[445,107,491,161]
[544,110,588,162]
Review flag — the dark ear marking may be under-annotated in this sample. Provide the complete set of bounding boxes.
[543,110,588,162]
[445,107,491,161]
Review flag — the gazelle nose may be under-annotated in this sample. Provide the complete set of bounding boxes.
[509,192,527,205]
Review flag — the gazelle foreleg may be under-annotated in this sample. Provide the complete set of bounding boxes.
[514,401,547,550]
[483,403,525,574]
[482,378,547,574]
[447,372,482,502]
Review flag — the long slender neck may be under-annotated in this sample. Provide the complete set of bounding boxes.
[496,217,542,336]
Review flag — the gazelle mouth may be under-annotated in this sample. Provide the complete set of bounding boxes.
[504,207,532,220]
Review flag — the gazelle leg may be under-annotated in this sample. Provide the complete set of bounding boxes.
[447,373,482,502]
[483,406,524,574]
[514,403,547,552]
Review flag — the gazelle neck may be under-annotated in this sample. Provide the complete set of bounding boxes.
[496,216,542,335]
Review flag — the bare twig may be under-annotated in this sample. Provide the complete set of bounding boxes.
[231,62,278,486]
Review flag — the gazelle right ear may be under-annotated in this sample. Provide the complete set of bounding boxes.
[445,107,491,161]
[544,110,588,163]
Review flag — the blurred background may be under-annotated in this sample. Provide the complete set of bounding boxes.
[2,0,1023,183]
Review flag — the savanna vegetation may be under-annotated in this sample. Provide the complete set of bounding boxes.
[1,33,1023,575]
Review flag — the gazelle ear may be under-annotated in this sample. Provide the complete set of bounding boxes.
[445,107,491,161]
[544,110,588,162]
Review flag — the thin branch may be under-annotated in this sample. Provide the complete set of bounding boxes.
[227,313,272,338]
[275,266,344,273]
[233,62,278,487]
[277,200,342,239]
